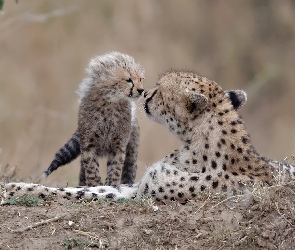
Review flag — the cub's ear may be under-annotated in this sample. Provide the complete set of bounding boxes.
[225,90,247,110]
[185,91,208,113]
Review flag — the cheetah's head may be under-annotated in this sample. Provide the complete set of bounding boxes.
[78,51,145,101]
[143,70,246,136]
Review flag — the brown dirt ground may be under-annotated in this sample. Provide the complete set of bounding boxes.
[1,181,295,250]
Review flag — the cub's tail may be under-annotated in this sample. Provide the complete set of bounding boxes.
[43,130,80,177]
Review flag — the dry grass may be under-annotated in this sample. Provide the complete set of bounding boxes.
[1,169,295,249]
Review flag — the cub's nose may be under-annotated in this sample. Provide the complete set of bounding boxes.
[137,88,144,95]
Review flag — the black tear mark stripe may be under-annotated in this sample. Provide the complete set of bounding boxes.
[127,78,134,97]
[129,83,134,97]
[144,90,158,115]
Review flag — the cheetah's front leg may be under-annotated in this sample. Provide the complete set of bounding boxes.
[105,152,126,186]
[81,150,103,187]
[121,124,139,184]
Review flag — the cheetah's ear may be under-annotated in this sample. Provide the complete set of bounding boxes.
[225,90,247,110]
[185,91,208,113]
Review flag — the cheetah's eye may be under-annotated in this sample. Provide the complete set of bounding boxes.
[126,78,133,84]
[140,78,144,82]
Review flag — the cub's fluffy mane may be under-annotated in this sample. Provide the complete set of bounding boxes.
[77,51,144,102]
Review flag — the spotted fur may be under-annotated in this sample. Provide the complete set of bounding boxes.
[43,52,145,186]
[2,70,294,204]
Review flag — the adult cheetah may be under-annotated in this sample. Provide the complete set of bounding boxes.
[2,70,295,204]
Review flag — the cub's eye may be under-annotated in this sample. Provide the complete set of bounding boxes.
[140,78,144,82]
[126,78,133,83]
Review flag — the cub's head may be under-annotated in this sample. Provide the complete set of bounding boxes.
[78,51,145,101]
[143,70,246,135]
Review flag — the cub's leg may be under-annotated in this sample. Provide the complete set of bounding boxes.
[105,151,126,186]
[121,125,139,184]
[81,150,103,186]
[78,165,86,186]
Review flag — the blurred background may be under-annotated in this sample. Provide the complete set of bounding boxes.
[0,0,295,186]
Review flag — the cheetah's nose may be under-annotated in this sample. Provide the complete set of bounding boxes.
[137,89,144,95]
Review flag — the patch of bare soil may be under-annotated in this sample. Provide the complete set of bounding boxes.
[1,182,295,250]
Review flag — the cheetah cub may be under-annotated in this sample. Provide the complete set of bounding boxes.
[43,52,145,187]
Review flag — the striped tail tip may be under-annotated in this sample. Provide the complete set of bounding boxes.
[42,171,50,178]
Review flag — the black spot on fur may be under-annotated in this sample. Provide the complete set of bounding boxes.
[203,155,208,161]
[225,174,229,179]
[190,176,199,181]
[159,187,164,193]
[232,172,239,176]
[144,184,149,194]
[202,167,206,173]
[215,152,221,157]
[222,164,227,171]
[178,192,184,198]
[201,185,206,191]
[39,193,46,199]
[242,137,249,144]
[239,167,246,173]
[211,161,217,169]
[212,181,219,189]
[222,185,228,192]
[189,186,195,193]
[76,191,85,199]
[206,175,212,180]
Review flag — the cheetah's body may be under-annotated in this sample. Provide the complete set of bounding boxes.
[2,70,295,204]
